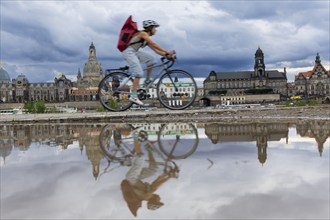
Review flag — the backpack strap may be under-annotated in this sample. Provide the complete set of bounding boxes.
[128,31,148,48]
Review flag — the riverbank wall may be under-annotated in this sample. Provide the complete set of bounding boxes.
[0,106,329,124]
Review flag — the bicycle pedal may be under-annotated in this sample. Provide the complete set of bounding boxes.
[137,89,147,100]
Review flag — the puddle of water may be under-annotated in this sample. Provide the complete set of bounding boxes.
[1,121,329,219]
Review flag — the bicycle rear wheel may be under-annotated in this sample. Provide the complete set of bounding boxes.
[98,72,133,111]
[99,124,135,160]
[157,69,197,110]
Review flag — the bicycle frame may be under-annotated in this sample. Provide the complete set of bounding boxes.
[105,57,174,91]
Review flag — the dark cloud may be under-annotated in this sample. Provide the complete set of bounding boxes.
[0,1,329,82]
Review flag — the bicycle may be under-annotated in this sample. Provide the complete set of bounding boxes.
[98,123,199,164]
[98,52,197,111]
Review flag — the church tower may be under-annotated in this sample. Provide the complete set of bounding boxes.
[78,42,103,88]
[254,46,266,78]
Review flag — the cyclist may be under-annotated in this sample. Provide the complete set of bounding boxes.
[122,19,175,105]
[120,142,179,216]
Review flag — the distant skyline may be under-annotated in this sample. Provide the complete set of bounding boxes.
[1,0,329,83]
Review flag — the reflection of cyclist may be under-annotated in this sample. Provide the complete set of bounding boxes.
[122,19,175,105]
[120,141,179,217]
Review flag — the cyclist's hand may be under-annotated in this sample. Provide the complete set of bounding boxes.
[168,165,179,178]
[166,50,176,62]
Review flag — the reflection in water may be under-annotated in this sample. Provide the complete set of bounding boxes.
[205,123,289,164]
[204,121,330,164]
[99,123,198,216]
[0,120,329,218]
[1,121,329,168]
[296,120,330,156]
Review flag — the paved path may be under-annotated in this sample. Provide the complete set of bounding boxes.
[1,106,329,124]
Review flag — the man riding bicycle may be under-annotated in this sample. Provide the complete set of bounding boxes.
[122,19,175,105]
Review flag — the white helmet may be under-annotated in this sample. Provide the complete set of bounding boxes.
[143,20,160,29]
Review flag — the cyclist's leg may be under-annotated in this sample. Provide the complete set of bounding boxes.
[146,64,154,83]
[122,47,145,79]
[122,48,145,105]
[136,51,156,84]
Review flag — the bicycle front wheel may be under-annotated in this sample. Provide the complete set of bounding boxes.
[157,69,197,110]
[98,72,133,111]
[158,123,199,159]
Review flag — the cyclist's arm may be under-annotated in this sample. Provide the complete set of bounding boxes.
[140,32,172,56]
[152,48,169,56]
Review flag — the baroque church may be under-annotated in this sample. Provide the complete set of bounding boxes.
[0,42,103,103]
[204,47,288,102]
[70,42,103,101]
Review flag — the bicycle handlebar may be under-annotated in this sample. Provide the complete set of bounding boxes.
[161,50,176,69]
[106,51,176,74]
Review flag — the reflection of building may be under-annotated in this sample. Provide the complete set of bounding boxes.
[132,123,196,135]
[0,123,106,178]
[74,125,104,179]
[296,120,330,156]
[0,125,14,164]
[0,43,103,103]
[1,122,328,175]
[205,123,289,165]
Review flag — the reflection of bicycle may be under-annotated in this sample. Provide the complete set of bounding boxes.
[98,53,197,111]
[158,123,199,159]
[99,123,199,164]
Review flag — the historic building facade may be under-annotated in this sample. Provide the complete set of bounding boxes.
[0,67,14,102]
[294,53,330,98]
[203,47,288,104]
[0,43,103,103]
[71,42,103,101]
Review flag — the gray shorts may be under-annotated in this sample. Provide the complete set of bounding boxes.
[125,155,158,184]
[122,47,156,78]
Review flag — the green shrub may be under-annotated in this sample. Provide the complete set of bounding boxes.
[23,101,46,113]
[208,90,227,95]
[285,99,319,107]
[307,99,319,106]
[96,105,106,112]
[23,101,33,112]
[109,98,120,110]
[294,100,307,106]
[244,88,273,94]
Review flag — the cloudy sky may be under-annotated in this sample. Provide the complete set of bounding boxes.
[1,0,329,83]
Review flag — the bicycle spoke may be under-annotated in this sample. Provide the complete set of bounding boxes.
[98,72,134,111]
[157,70,197,110]
[99,124,135,160]
[158,123,199,159]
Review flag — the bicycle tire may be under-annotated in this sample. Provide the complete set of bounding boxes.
[99,124,136,160]
[157,69,197,110]
[158,123,199,159]
[98,72,134,111]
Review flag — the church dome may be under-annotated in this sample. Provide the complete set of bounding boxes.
[0,67,11,82]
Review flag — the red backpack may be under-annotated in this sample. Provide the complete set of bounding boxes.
[117,15,138,52]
